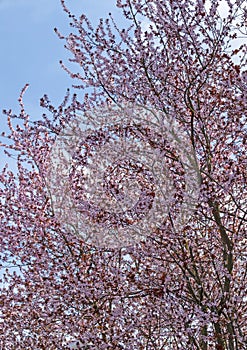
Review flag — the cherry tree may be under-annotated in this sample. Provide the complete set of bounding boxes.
[0,0,247,349]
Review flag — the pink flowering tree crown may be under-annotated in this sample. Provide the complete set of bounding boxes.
[0,0,247,349]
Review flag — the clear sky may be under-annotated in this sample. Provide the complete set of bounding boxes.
[0,0,119,119]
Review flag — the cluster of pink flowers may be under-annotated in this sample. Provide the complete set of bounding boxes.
[0,0,247,348]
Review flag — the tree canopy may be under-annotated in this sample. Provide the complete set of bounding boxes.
[0,0,247,349]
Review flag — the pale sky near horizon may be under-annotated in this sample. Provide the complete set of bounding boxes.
[0,0,119,119]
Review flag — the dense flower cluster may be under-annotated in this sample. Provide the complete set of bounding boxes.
[0,0,247,349]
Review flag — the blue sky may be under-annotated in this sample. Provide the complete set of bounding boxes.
[0,0,119,119]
